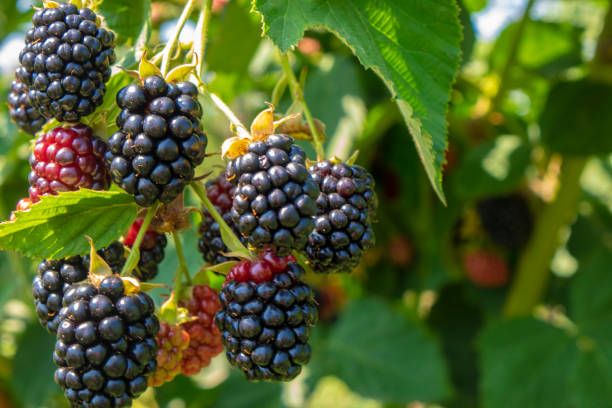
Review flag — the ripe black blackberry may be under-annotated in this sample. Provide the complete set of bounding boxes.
[197,175,244,264]
[54,275,159,407]
[305,160,377,273]
[215,251,318,382]
[226,134,319,256]
[106,76,207,206]
[8,72,46,134]
[476,194,533,249]
[18,3,115,122]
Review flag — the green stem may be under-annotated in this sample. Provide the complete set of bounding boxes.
[192,0,212,78]
[206,91,252,139]
[120,201,160,276]
[156,0,198,76]
[271,73,288,107]
[173,230,192,289]
[278,51,325,160]
[491,0,536,111]
[503,156,587,317]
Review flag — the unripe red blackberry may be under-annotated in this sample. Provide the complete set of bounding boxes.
[18,3,115,122]
[54,276,159,407]
[124,218,167,281]
[179,285,224,376]
[305,160,377,273]
[8,72,46,134]
[462,250,509,288]
[148,322,190,387]
[226,134,319,256]
[28,124,110,202]
[197,175,245,264]
[476,194,533,250]
[105,76,207,206]
[215,250,318,381]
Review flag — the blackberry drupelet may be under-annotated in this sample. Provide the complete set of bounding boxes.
[106,76,207,206]
[124,218,167,281]
[28,124,110,202]
[305,160,377,273]
[197,175,244,264]
[8,72,46,134]
[179,285,224,376]
[215,250,318,382]
[18,3,115,122]
[476,194,533,250]
[54,275,159,407]
[227,134,319,256]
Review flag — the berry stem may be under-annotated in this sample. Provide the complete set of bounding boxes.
[278,50,325,160]
[157,0,199,76]
[190,181,252,259]
[192,0,213,78]
[120,201,160,276]
[172,230,192,288]
[502,156,587,317]
[206,92,252,140]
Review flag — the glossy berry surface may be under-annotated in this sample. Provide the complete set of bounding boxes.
[476,194,533,250]
[28,124,110,202]
[179,285,224,376]
[149,322,190,387]
[226,134,319,256]
[124,218,167,281]
[305,160,377,273]
[106,76,207,206]
[462,250,509,288]
[18,3,115,122]
[54,276,159,407]
[8,72,46,134]
[198,175,245,264]
[215,252,318,381]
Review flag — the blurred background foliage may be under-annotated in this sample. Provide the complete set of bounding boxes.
[1,0,612,407]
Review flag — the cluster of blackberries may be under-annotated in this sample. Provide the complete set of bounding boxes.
[305,160,377,273]
[215,251,318,381]
[226,134,319,256]
[53,276,159,407]
[28,124,110,202]
[198,175,244,264]
[476,194,533,250]
[106,76,207,206]
[8,72,46,134]
[17,3,115,122]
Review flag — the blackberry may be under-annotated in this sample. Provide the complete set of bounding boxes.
[227,134,319,256]
[124,218,167,281]
[18,3,115,122]
[179,285,224,376]
[28,124,110,202]
[106,76,207,206]
[476,194,533,249]
[149,322,190,387]
[197,175,245,264]
[215,250,318,382]
[462,250,509,288]
[8,72,46,134]
[305,160,377,273]
[54,275,159,407]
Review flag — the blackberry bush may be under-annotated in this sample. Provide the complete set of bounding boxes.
[226,134,319,256]
[305,160,377,273]
[8,72,46,134]
[215,250,318,381]
[28,124,110,202]
[476,194,533,250]
[124,218,167,281]
[106,76,207,206]
[198,175,244,264]
[54,275,159,407]
[18,3,115,122]
[179,285,224,376]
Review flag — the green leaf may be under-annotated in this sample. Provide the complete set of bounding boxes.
[540,80,612,155]
[451,135,531,200]
[252,0,463,203]
[98,0,152,43]
[462,0,487,12]
[0,190,138,260]
[312,297,450,403]
[213,371,283,408]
